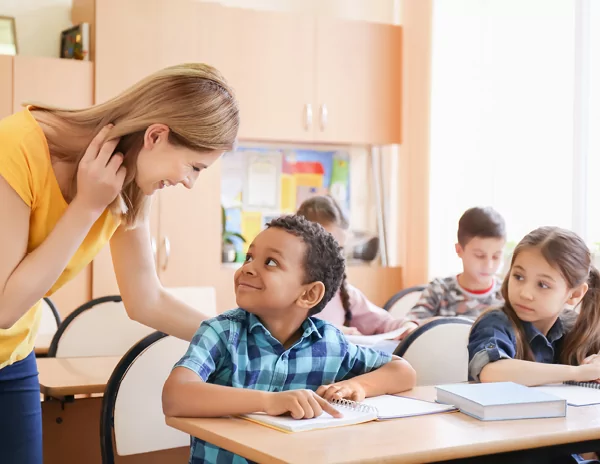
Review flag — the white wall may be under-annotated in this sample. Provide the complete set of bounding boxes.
[0,0,72,57]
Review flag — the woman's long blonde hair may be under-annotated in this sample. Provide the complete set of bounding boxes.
[30,63,239,228]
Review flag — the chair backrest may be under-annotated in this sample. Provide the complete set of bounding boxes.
[38,297,61,335]
[101,331,190,463]
[383,285,426,319]
[165,286,217,317]
[394,318,473,386]
[48,295,155,358]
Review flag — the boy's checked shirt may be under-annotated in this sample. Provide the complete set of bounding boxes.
[174,308,393,464]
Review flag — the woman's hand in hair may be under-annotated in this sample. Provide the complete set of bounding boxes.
[74,125,126,216]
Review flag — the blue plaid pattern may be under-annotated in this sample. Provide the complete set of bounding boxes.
[175,308,393,464]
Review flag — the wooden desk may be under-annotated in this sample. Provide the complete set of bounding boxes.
[37,356,120,397]
[38,356,187,464]
[35,333,54,356]
[166,386,600,464]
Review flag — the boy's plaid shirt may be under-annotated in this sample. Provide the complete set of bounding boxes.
[174,308,393,464]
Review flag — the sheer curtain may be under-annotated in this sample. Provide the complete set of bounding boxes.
[586,2,600,255]
[428,0,575,278]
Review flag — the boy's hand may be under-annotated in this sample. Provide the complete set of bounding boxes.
[264,389,342,419]
[316,380,366,402]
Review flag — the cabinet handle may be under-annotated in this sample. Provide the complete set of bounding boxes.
[304,103,313,131]
[319,104,328,132]
[162,236,171,271]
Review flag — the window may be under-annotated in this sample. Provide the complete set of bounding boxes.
[428,0,575,278]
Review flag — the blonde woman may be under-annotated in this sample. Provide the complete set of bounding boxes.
[0,63,239,463]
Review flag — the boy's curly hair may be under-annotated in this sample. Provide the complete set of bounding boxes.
[266,215,345,315]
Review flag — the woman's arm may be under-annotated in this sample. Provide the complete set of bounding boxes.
[110,220,211,341]
[480,358,600,386]
[0,179,101,328]
[0,126,124,329]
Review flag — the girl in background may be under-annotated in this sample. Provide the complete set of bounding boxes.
[298,195,417,337]
[468,226,600,464]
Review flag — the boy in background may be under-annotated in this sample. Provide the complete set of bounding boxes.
[407,207,506,321]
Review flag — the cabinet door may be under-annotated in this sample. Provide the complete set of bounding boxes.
[95,0,222,103]
[0,55,12,119]
[156,160,222,288]
[13,57,93,112]
[315,18,402,145]
[213,8,315,142]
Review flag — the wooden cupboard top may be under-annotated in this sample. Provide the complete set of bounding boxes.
[166,386,600,464]
[37,356,120,397]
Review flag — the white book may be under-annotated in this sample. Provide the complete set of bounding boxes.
[436,382,566,421]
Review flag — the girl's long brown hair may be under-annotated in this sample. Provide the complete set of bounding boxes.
[28,63,239,228]
[297,195,353,326]
[489,226,600,364]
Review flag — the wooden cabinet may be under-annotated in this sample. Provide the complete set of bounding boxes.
[214,8,316,142]
[155,162,222,288]
[75,0,402,144]
[93,0,222,103]
[0,56,12,119]
[315,18,402,145]
[217,9,402,145]
[13,56,93,111]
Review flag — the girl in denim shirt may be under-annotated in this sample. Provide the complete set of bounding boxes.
[468,226,600,464]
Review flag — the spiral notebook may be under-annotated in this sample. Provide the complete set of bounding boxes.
[240,395,456,433]
[533,381,600,407]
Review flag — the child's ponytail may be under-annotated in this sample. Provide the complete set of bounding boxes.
[560,266,600,365]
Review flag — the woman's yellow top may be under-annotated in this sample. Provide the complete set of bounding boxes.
[0,109,120,369]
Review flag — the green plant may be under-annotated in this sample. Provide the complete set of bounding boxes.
[222,206,246,245]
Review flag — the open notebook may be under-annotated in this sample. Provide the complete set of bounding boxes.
[534,381,600,406]
[240,394,456,433]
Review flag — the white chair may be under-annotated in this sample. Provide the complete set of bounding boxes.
[48,295,155,358]
[37,297,61,335]
[394,318,473,386]
[383,285,425,319]
[165,286,217,317]
[100,332,190,463]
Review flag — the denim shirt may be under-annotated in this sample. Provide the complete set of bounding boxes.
[467,309,570,381]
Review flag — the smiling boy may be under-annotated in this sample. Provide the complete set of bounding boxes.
[162,215,416,464]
